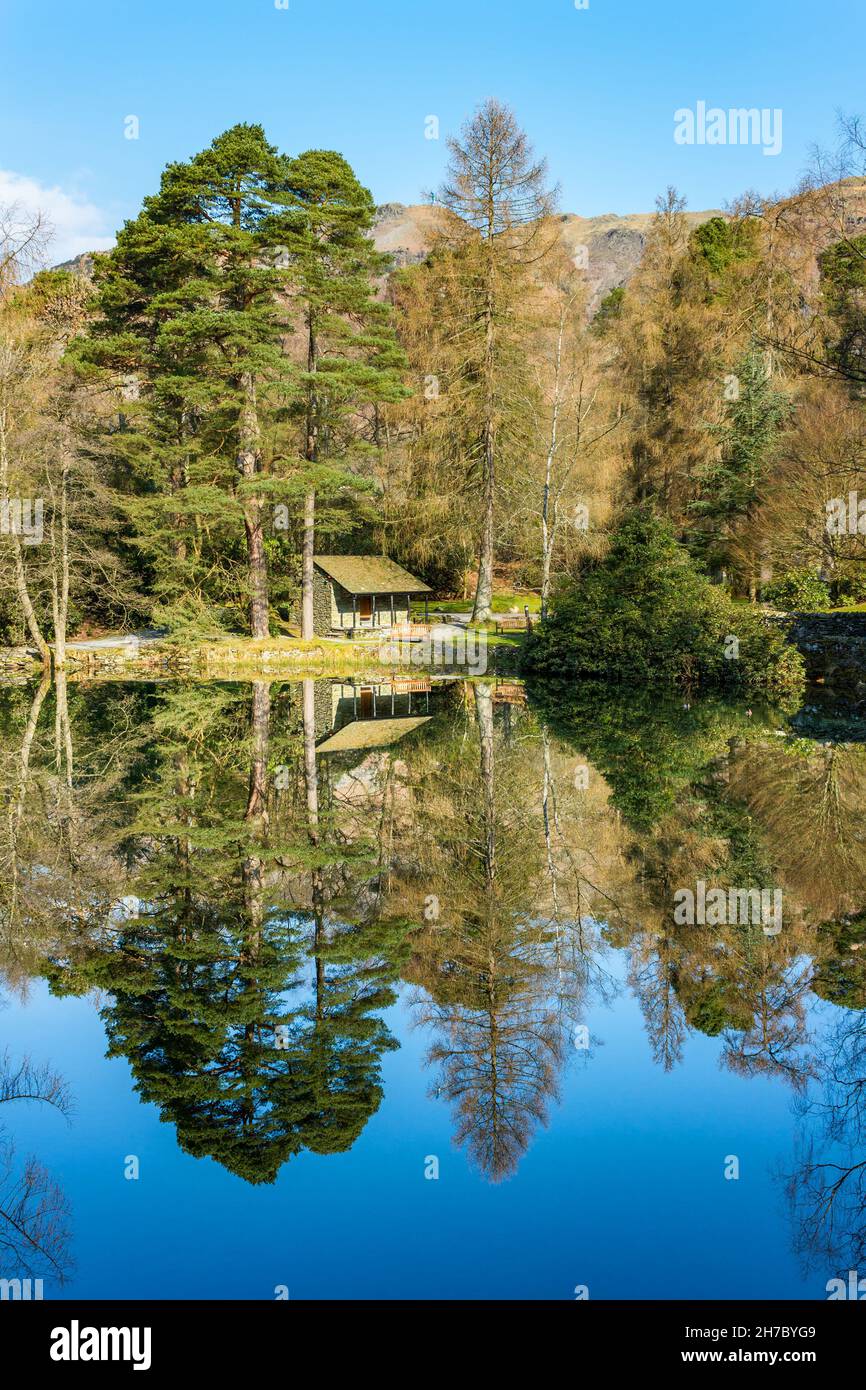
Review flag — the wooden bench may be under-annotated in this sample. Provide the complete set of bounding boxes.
[391,678,432,693]
[493,681,528,706]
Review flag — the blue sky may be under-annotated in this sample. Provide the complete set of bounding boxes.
[0,0,862,260]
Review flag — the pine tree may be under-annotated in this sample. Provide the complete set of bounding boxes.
[692,347,790,594]
[75,124,298,638]
[280,150,407,637]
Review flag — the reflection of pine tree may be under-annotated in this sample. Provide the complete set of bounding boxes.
[98,898,309,1184]
[299,918,405,1156]
[41,681,407,1184]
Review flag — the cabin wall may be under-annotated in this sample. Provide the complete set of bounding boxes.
[329,584,412,631]
[312,568,333,637]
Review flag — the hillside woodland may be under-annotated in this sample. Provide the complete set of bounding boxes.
[1,103,865,669]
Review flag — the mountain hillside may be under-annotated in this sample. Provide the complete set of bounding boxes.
[49,200,722,315]
[370,202,724,313]
[51,177,866,316]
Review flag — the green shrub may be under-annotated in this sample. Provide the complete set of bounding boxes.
[762,569,831,612]
[521,511,804,702]
[593,286,625,331]
[828,561,866,608]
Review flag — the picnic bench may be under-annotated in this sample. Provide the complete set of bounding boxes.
[495,609,533,634]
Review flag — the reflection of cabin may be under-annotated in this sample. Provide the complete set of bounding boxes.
[315,678,433,754]
[312,555,432,637]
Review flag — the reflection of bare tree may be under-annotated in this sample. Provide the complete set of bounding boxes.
[4,676,50,921]
[721,952,815,1089]
[0,679,122,991]
[540,724,621,1012]
[413,686,565,1180]
[787,1011,866,1273]
[0,1051,73,1283]
[420,948,563,1182]
[629,935,687,1072]
[730,742,866,921]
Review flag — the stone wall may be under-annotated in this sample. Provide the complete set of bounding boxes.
[779,612,866,692]
[0,648,42,677]
[313,568,332,636]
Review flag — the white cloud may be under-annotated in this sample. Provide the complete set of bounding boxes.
[0,169,114,267]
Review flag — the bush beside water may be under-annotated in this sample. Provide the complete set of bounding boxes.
[521,513,804,703]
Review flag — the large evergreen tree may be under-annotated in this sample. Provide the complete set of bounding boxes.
[691,347,790,595]
[280,150,406,638]
[75,124,297,638]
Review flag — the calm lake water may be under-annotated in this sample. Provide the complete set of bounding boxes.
[0,675,864,1300]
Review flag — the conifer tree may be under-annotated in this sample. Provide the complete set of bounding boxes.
[692,347,790,594]
[438,101,556,620]
[280,150,406,637]
[76,124,297,638]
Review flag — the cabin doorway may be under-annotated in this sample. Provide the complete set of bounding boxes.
[358,595,373,622]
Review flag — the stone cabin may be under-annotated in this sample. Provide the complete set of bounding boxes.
[312,555,432,637]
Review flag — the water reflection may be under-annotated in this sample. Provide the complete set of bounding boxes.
[0,674,864,1276]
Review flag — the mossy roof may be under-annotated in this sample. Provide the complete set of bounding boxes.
[316,715,432,753]
[313,555,432,595]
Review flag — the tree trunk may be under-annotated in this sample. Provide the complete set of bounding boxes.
[50,450,70,671]
[237,373,269,639]
[473,440,495,623]
[302,677,319,841]
[245,680,271,826]
[541,516,554,619]
[302,489,315,639]
[541,726,562,951]
[472,253,496,623]
[54,670,73,790]
[169,456,188,567]
[302,677,328,1024]
[475,680,495,886]
[0,407,51,667]
[241,680,271,960]
[541,306,566,621]
[8,674,50,918]
[301,312,319,641]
